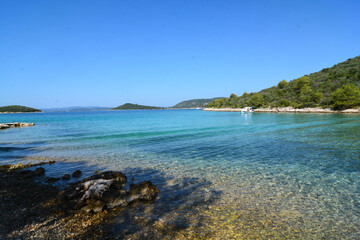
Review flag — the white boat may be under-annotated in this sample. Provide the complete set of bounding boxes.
[241,107,254,113]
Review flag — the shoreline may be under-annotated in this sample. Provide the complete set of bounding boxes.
[0,161,159,239]
[203,107,360,114]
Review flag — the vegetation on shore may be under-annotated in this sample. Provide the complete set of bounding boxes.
[172,97,224,108]
[0,105,42,113]
[209,56,360,110]
[112,103,163,110]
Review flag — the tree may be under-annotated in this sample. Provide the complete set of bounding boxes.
[312,92,323,104]
[229,93,238,99]
[299,85,313,103]
[295,76,310,91]
[277,80,288,89]
[241,92,250,98]
[248,93,265,108]
[331,84,360,110]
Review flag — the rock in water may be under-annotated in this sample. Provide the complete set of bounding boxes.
[72,170,82,178]
[128,181,159,202]
[46,177,60,183]
[34,167,45,176]
[59,171,158,213]
[62,174,70,180]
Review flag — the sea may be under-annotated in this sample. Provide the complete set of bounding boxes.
[1,110,360,239]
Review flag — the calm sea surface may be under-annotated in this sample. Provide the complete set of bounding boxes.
[1,110,360,238]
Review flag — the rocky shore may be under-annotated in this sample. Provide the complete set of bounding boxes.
[0,161,159,239]
[203,107,360,113]
[0,122,35,130]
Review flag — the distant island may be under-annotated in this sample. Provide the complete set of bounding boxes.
[208,56,360,111]
[42,106,110,112]
[171,98,225,109]
[0,105,42,113]
[112,103,163,110]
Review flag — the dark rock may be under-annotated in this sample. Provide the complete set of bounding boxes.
[81,200,106,213]
[46,177,60,183]
[19,170,35,178]
[83,171,127,189]
[128,181,159,202]
[0,124,9,129]
[34,167,45,176]
[72,170,82,178]
[62,174,70,180]
[59,171,158,213]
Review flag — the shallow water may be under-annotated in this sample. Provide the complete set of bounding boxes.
[1,110,360,238]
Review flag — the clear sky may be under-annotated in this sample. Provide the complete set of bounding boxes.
[1,0,359,108]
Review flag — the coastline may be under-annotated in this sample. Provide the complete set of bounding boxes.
[203,107,360,113]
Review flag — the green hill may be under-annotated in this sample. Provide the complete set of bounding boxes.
[209,56,360,110]
[112,103,163,110]
[0,105,42,113]
[172,98,225,108]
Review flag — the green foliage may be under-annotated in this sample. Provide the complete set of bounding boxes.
[207,56,360,110]
[0,105,41,113]
[331,85,360,110]
[312,92,323,104]
[229,93,237,99]
[277,80,288,89]
[295,76,310,91]
[241,92,250,98]
[248,93,264,108]
[112,103,162,110]
[173,98,224,108]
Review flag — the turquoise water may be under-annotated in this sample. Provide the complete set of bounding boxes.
[1,110,360,238]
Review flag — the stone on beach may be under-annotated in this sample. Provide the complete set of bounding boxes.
[60,171,158,213]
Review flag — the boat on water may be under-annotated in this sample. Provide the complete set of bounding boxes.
[241,107,254,113]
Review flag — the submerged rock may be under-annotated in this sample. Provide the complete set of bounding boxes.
[34,167,45,176]
[46,177,60,183]
[60,171,158,213]
[128,181,159,202]
[62,174,71,180]
[72,170,82,178]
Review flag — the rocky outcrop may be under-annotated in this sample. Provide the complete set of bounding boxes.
[60,171,159,213]
[0,122,35,130]
[0,161,55,171]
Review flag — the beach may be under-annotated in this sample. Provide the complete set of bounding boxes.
[203,107,360,113]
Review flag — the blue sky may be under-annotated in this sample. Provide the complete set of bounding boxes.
[1,0,359,108]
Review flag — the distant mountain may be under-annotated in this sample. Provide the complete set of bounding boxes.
[172,98,225,108]
[209,56,360,110]
[42,106,110,112]
[112,103,163,110]
[0,105,42,113]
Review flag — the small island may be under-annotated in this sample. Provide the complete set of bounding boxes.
[0,105,42,113]
[171,97,225,109]
[112,103,163,110]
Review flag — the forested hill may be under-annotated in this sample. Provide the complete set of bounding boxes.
[0,105,42,113]
[112,103,163,110]
[172,98,224,108]
[209,56,360,110]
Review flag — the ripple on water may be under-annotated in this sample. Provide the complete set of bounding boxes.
[1,111,360,238]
